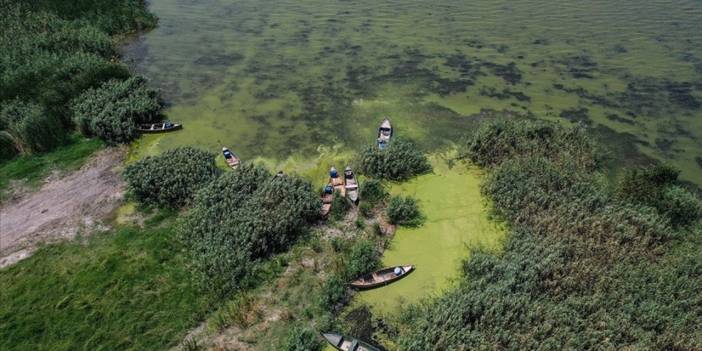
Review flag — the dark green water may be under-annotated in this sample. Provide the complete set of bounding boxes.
[122,0,702,183]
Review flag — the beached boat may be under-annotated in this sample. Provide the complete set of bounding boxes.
[320,184,334,217]
[377,118,392,149]
[350,265,414,290]
[137,121,182,133]
[322,332,380,351]
[329,166,345,196]
[344,166,359,204]
[222,147,240,169]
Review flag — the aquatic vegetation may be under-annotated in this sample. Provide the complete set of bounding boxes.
[358,138,432,181]
[72,76,162,144]
[0,0,155,159]
[179,164,319,296]
[398,120,702,349]
[0,100,66,154]
[385,195,423,227]
[123,147,220,208]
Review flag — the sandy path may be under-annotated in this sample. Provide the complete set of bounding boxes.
[0,148,125,268]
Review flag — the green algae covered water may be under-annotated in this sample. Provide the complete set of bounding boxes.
[123,0,702,185]
[357,156,504,314]
[121,0,702,319]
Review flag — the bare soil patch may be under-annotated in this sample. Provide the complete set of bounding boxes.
[0,147,126,268]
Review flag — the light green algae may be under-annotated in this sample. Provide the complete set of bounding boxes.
[357,155,504,314]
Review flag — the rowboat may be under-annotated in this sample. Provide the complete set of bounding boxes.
[329,166,345,196]
[350,265,414,290]
[137,121,182,133]
[377,118,392,149]
[344,166,359,204]
[320,184,334,217]
[322,332,380,351]
[222,147,240,169]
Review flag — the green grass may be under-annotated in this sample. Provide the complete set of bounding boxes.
[0,218,216,351]
[0,135,103,197]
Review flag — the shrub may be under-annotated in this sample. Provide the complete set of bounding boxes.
[0,100,66,153]
[0,132,19,161]
[358,138,431,181]
[179,164,319,295]
[123,147,220,208]
[386,195,423,226]
[660,186,702,227]
[72,76,162,144]
[318,274,348,311]
[283,325,323,351]
[345,239,380,279]
[330,190,351,220]
[360,179,388,206]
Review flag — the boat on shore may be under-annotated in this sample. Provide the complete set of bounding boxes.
[222,147,240,169]
[320,184,334,217]
[377,118,392,149]
[350,265,414,290]
[344,166,359,204]
[137,121,182,133]
[329,166,345,196]
[322,332,380,351]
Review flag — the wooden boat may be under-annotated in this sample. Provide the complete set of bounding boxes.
[377,118,392,150]
[343,166,359,204]
[137,121,182,133]
[320,184,334,217]
[329,166,345,196]
[222,147,240,169]
[322,332,380,351]
[350,265,414,290]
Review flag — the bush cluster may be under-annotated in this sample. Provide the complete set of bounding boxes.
[179,164,319,295]
[0,1,157,159]
[330,190,351,220]
[386,195,423,226]
[358,138,432,181]
[123,147,221,208]
[283,325,323,351]
[398,120,702,350]
[319,239,380,311]
[72,76,162,144]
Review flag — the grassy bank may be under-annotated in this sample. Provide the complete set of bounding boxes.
[0,135,103,199]
[0,215,216,351]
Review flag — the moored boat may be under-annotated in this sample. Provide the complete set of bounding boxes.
[377,118,392,149]
[320,184,334,217]
[222,147,240,169]
[344,166,359,204]
[350,265,414,290]
[322,332,380,351]
[137,121,182,133]
[329,166,345,196]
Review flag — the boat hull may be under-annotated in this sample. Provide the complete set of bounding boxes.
[322,332,380,351]
[350,265,414,290]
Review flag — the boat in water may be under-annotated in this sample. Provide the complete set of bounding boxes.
[320,184,334,217]
[377,118,392,149]
[222,147,240,169]
[137,121,182,133]
[350,265,414,290]
[344,166,359,204]
[329,166,345,196]
[322,332,380,351]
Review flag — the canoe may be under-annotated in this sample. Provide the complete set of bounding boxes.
[329,166,345,197]
[350,265,414,290]
[137,122,182,133]
[320,184,334,217]
[222,147,240,169]
[377,118,392,149]
[322,332,380,351]
[343,166,359,204]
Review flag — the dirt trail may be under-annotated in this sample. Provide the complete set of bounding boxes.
[0,148,125,268]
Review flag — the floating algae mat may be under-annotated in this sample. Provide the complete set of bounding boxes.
[357,156,504,314]
[123,0,702,186]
